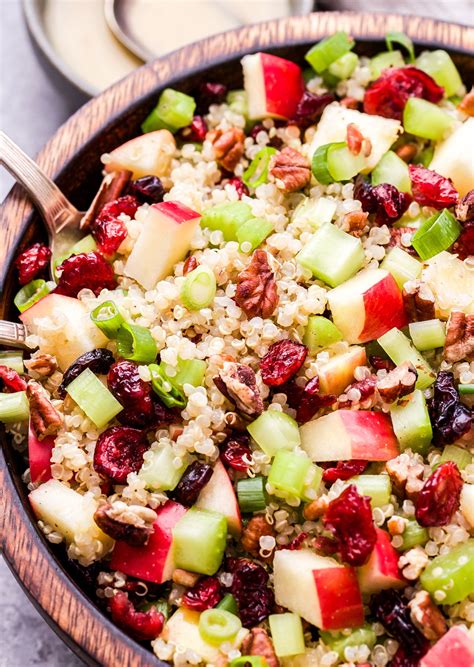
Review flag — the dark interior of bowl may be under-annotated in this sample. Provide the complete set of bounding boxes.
[1,36,473,663]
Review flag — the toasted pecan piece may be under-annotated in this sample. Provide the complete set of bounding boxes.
[93,502,157,546]
[443,310,474,363]
[241,628,279,667]
[270,146,311,192]
[27,380,63,440]
[409,590,448,641]
[208,127,245,172]
[377,361,418,403]
[214,361,264,417]
[402,280,436,322]
[241,515,275,557]
[234,250,279,319]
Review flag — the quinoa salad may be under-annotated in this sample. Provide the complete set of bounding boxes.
[2,31,474,667]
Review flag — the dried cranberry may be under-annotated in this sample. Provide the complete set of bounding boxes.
[220,435,252,471]
[284,532,308,550]
[92,215,127,257]
[198,82,227,111]
[390,645,423,667]
[128,176,165,204]
[249,123,283,149]
[181,115,208,142]
[415,461,463,527]
[322,460,369,483]
[0,365,27,392]
[295,376,336,424]
[369,355,395,372]
[98,195,139,220]
[108,360,154,428]
[58,349,115,397]
[353,177,410,225]
[323,485,377,566]
[260,340,308,387]
[364,66,444,120]
[313,535,340,556]
[93,426,149,483]
[292,91,335,128]
[55,252,116,297]
[452,221,474,259]
[338,376,377,408]
[226,177,249,199]
[183,577,222,611]
[231,560,274,628]
[172,461,213,506]
[109,591,164,641]
[371,590,428,659]
[15,243,52,285]
[353,175,378,212]
[409,165,458,209]
[430,371,472,444]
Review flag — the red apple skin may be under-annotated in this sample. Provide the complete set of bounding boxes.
[420,626,474,667]
[340,410,399,461]
[357,528,406,594]
[313,566,364,630]
[110,500,186,584]
[359,273,407,343]
[28,425,53,484]
[261,53,305,119]
[155,201,201,224]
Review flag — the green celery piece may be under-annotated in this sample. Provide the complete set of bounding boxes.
[301,464,323,501]
[408,319,446,351]
[201,202,253,242]
[390,389,433,455]
[327,143,367,182]
[65,369,122,428]
[416,50,463,97]
[378,328,436,390]
[269,613,305,657]
[437,444,472,470]
[370,50,405,80]
[403,98,454,141]
[236,217,273,252]
[320,625,376,659]
[303,315,343,354]
[372,151,411,193]
[399,520,429,550]
[168,358,207,390]
[0,391,29,423]
[247,410,301,458]
[226,90,248,118]
[352,474,392,508]
[173,507,227,575]
[328,51,358,79]
[0,351,24,374]
[381,247,422,289]
[268,450,312,499]
[217,594,239,616]
[139,445,186,491]
[142,88,196,133]
[420,540,474,605]
[305,32,354,73]
[236,476,267,513]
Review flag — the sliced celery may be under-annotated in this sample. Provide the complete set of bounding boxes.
[312,142,367,184]
[237,476,267,513]
[297,223,365,287]
[269,613,305,657]
[226,90,248,118]
[378,328,436,389]
[420,540,474,605]
[352,474,392,508]
[65,369,123,428]
[370,51,405,80]
[320,625,376,659]
[247,410,300,458]
[438,444,472,470]
[170,358,207,390]
[408,319,446,351]
[139,444,186,491]
[201,202,253,242]
[199,608,242,645]
[0,351,24,374]
[305,32,354,73]
[236,217,273,252]
[403,98,454,141]
[0,391,29,423]
[328,52,358,79]
[301,464,323,501]
[371,151,411,193]
[181,265,217,310]
[217,594,239,616]
[416,50,463,97]
[303,315,343,354]
[399,520,429,550]
[390,389,433,455]
[173,507,227,575]
[381,247,422,289]
[142,88,196,133]
[268,450,312,499]
[412,210,461,261]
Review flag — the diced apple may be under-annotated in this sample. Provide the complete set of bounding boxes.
[195,460,242,538]
[242,52,305,120]
[357,528,406,594]
[327,269,407,344]
[300,410,399,462]
[105,130,176,179]
[20,293,108,371]
[28,424,53,484]
[110,500,186,584]
[124,201,201,289]
[273,549,364,630]
[422,251,474,318]
[309,103,402,172]
[29,479,112,550]
[429,118,474,197]
[419,626,474,667]
[317,346,367,395]
[460,484,474,528]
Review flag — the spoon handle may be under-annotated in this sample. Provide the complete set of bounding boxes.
[0,320,30,349]
[0,131,81,239]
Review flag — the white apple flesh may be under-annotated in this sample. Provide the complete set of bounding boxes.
[124,201,201,289]
[317,346,366,395]
[105,129,176,179]
[460,484,474,529]
[327,269,408,344]
[300,410,399,462]
[357,528,406,594]
[430,118,474,197]
[195,460,242,537]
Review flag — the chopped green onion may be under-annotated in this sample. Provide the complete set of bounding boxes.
[390,389,433,455]
[236,476,267,513]
[320,625,376,659]
[437,444,472,470]
[201,202,253,242]
[65,368,123,428]
[0,391,29,423]
[243,147,277,189]
[386,31,415,62]
[421,540,474,605]
[141,88,196,134]
[90,300,125,338]
[268,450,312,499]
[230,658,267,667]
[199,608,242,645]
[408,319,446,351]
[303,315,343,354]
[247,410,300,458]
[372,151,411,193]
[236,217,273,252]
[0,351,24,374]
[328,51,358,79]
[180,265,217,310]
[116,322,157,364]
[14,279,54,313]
[149,363,186,409]
[459,384,474,395]
[216,594,239,616]
[312,142,367,184]
[226,89,248,118]
[399,520,428,550]
[403,97,454,140]
[173,507,227,575]
[292,196,337,229]
[411,209,461,261]
[352,475,392,508]
[139,444,186,491]
[378,328,436,390]
[297,222,365,287]
[416,50,463,97]
[381,247,422,289]
[269,613,305,657]
[370,50,405,80]
[305,32,354,73]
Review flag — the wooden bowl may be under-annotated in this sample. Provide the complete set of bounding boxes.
[1,12,473,666]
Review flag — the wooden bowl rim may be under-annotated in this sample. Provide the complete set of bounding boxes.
[1,12,473,667]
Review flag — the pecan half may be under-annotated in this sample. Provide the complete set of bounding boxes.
[402,280,436,321]
[241,628,279,667]
[388,227,417,255]
[458,89,474,117]
[444,310,474,363]
[346,123,372,157]
[395,142,419,163]
[344,210,369,237]
[455,189,474,223]
[377,361,418,403]
[234,250,279,319]
[214,362,263,417]
[270,146,311,192]
[93,502,157,546]
[81,170,132,230]
[241,515,275,557]
[24,353,58,378]
[386,454,424,501]
[172,569,201,587]
[183,255,198,275]
[408,590,447,641]
[27,380,63,440]
[207,127,245,172]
